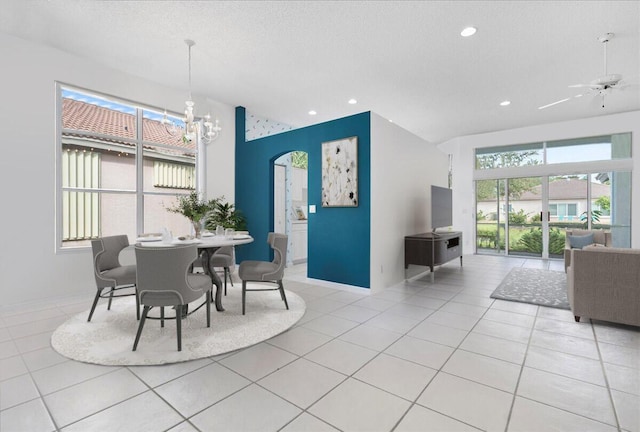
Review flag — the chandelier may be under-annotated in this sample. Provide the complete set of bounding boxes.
[162,39,221,144]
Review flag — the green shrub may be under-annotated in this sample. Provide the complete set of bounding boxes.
[516,227,542,253]
[549,228,565,255]
[508,209,529,225]
[514,227,565,254]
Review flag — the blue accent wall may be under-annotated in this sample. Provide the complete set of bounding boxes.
[235,106,371,288]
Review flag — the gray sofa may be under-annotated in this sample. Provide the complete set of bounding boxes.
[567,246,640,327]
[564,229,612,272]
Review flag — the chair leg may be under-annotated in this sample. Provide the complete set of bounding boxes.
[107,288,115,310]
[224,268,228,296]
[206,291,211,328]
[176,306,182,352]
[279,280,289,310]
[229,268,234,287]
[133,306,150,351]
[161,307,165,328]
[242,280,247,315]
[135,287,140,321]
[87,288,103,322]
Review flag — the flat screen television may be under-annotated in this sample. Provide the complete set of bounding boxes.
[431,185,453,232]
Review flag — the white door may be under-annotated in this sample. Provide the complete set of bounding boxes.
[274,164,286,234]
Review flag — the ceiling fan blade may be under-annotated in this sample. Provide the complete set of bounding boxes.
[569,83,603,89]
[538,98,571,110]
[613,78,639,90]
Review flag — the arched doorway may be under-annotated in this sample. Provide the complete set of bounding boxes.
[273,151,308,267]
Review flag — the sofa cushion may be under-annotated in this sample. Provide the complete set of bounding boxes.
[568,233,594,249]
[568,229,607,245]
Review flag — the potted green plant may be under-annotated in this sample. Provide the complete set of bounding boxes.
[166,191,220,238]
[205,198,248,232]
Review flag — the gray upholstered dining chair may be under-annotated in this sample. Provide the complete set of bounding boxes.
[238,232,289,315]
[133,244,212,352]
[89,235,139,322]
[212,246,234,294]
[190,247,234,294]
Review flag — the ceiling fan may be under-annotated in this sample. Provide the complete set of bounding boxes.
[538,32,626,110]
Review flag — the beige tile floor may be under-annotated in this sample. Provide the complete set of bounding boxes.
[1,255,638,432]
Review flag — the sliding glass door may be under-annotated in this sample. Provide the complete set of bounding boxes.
[476,179,506,254]
[547,174,588,258]
[507,177,544,258]
[476,177,547,257]
[476,171,631,258]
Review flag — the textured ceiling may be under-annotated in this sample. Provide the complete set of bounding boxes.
[1,1,638,144]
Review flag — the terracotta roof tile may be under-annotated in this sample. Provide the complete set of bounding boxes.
[62,98,195,151]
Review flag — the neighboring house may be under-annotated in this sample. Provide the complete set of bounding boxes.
[61,98,197,245]
[477,178,611,224]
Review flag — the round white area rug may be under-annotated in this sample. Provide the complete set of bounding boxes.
[51,286,305,366]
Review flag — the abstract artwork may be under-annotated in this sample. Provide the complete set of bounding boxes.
[321,136,358,207]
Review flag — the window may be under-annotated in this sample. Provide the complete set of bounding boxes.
[57,85,199,249]
[475,143,543,170]
[475,133,632,170]
[546,134,632,164]
[549,203,578,218]
[291,151,308,169]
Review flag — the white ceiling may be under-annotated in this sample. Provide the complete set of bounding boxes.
[1,1,639,144]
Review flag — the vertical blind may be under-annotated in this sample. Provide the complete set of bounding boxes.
[62,150,100,240]
[153,161,195,189]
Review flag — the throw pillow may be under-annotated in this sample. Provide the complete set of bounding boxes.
[569,233,595,249]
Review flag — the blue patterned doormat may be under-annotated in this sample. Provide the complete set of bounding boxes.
[490,268,569,310]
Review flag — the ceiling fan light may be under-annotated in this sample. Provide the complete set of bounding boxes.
[461,27,477,37]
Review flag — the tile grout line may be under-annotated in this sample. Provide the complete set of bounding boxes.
[390,271,502,432]
[501,303,541,432]
[4,258,636,432]
[268,276,465,431]
[7,303,75,432]
[591,319,623,431]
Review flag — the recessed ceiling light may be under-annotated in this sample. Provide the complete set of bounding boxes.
[499,100,511,106]
[308,110,317,115]
[348,98,357,105]
[461,26,477,37]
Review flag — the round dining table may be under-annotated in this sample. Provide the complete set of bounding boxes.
[136,234,254,312]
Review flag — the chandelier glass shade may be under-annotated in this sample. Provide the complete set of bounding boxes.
[162,39,221,144]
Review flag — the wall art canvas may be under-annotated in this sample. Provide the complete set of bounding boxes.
[321,136,358,207]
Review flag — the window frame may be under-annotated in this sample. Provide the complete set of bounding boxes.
[55,83,204,253]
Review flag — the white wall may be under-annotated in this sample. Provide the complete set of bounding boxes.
[0,33,234,306]
[370,113,449,292]
[440,110,640,252]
